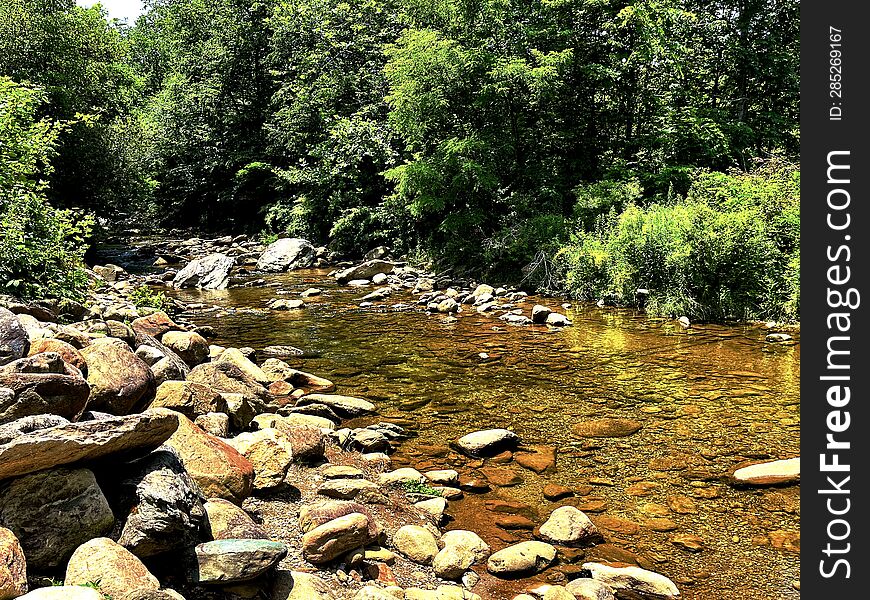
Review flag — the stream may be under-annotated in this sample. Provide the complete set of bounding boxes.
[162,266,800,600]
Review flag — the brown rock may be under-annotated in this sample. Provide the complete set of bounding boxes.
[160,331,209,366]
[0,409,178,480]
[81,342,156,414]
[571,418,643,438]
[643,518,678,532]
[768,530,800,553]
[0,353,90,423]
[65,538,159,598]
[302,513,376,564]
[227,428,294,491]
[204,498,268,540]
[479,466,524,487]
[28,338,87,373]
[496,515,536,530]
[515,445,557,473]
[150,381,228,419]
[667,495,698,514]
[671,533,704,552]
[543,484,574,501]
[165,413,254,504]
[626,481,659,496]
[594,515,640,536]
[131,312,180,339]
[0,526,26,599]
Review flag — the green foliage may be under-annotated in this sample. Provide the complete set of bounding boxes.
[558,159,800,322]
[0,77,92,300]
[400,479,442,497]
[130,285,169,310]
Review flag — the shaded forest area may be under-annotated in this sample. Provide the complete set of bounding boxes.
[0,0,799,320]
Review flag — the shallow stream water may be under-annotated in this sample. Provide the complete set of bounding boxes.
[167,268,800,600]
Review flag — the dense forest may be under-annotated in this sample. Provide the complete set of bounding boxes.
[0,0,799,321]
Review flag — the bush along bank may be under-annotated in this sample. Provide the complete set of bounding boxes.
[0,237,697,600]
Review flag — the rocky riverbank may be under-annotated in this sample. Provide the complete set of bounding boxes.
[0,234,799,600]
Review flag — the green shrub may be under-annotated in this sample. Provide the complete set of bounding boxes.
[0,77,92,301]
[130,285,169,310]
[400,479,442,497]
[558,160,800,322]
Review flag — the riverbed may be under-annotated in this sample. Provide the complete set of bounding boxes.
[166,267,800,600]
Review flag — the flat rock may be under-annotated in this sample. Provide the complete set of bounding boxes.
[571,418,643,438]
[454,429,519,457]
[0,409,178,480]
[318,478,379,500]
[0,468,114,569]
[583,562,680,599]
[335,260,396,285]
[728,457,800,486]
[190,539,288,583]
[486,541,557,577]
[515,445,557,473]
[65,537,160,598]
[298,393,375,417]
[165,413,254,504]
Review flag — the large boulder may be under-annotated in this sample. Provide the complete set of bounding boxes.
[161,331,210,366]
[0,409,178,481]
[131,312,180,339]
[173,253,234,289]
[454,429,519,457]
[335,260,396,285]
[538,506,601,546]
[256,238,316,272]
[0,468,114,569]
[0,526,26,599]
[149,381,228,420]
[187,362,270,406]
[81,342,156,414]
[108,448,206,557]
[0,353,90,423]
[0,308,28,367]
[27,338,86,373]
[302,513,376,564]
[66,538,160,598]
[486,541,556,577]
[204,498,268,540]
[226,428,295,491]
[165,413,254,504]
[215,348,272,385]
[582,562,680,599]
[188,539,288,584]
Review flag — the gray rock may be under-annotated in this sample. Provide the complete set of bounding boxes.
[0,467,114,569]
[0,308,28,366]
[173,253,234,289]
[111,448,206,557]
[256,238,316,272]
[486,541,556,577]
[582,562,680,599]
[189,539,288,583]
[317,478,379,500]
[454,429,519,457]
[565,579,616,600]
[0,413,69,444]
[335,260,396,285]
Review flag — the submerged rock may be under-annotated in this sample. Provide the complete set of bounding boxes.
[571,418,643,438]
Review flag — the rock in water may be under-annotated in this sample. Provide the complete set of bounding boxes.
[65,538,160,599]
[486,541,556,576]
[297,393,375,418]
[189,539,288,583]
[0,468,114,569]
[0,353,90,423]
[0,308,28,367]
[81,342,156,414]
[173,253,234,289]
[256,238,316,272]
[454,429,519,457]
[571,418,643,438]
[165,413,254,504]
[728,457,800,486]
[335,260,396,285]
[110,448,206,557]
[582,562,680,599]
[0,409,178,480]
[531,305,552,324]
[0,526,27,599]
[538,506,601,546]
